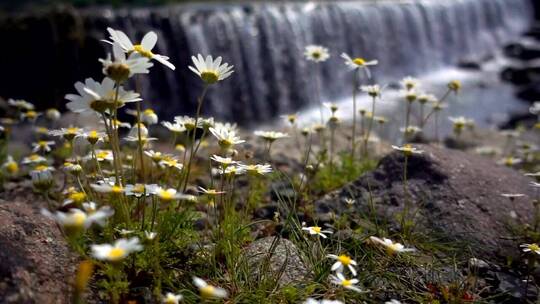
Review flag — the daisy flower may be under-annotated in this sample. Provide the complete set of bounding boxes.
[65,77,141,114]
[448,80,461,92]
[391,144,424,156]
[369,236,415,254]
[218,165,247,176]
[49,127,82,141]
[42,206,113,231]
[2,156,19,175]
[192,277,228,299]
[147,185,186,202]
[161,121,186,133]
[417,93,437,104]
[210,155,237,167]
[189,54,234,84]
[8,98,34,110]
[323,102,339,114]
[304,45,330,62]
[400,76,420,91]
[32,140,55,153]
[174,115,202,131]
[361,84,382,98]
[45,108,61,121]
[521,243,540,255]
[21,154,47,165]
[327,254,358,276]
[124,183,152,197]
[254,130,289,142]
[126,108,158,125]
[30,165,54,185]
[340,53,377,78]
[20,110,41,122]
[105,28,175,70]
[400,126,422,136]
[497,157,522,166]
[99,42,153,82]
[145,150,170,163]
[385,300,402,304]
[302,226,333,238]
[209,126,245,149]
[239,163,273,176]
[91,150,114,163]
[162,292,182,304]
[91,237,143,262]
[90,183,124,195]
[198,187,225,196]
[159,157,184,171]
[77,129,107,146]
[281,113,298,125]
[330,272,362,293]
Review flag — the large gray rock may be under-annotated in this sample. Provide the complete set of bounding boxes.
[0,187,78,303]
[316,144,536,260]
[244,237,310,286]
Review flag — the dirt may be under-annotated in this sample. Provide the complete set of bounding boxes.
[0,182,77,304]
[316,144,537,261]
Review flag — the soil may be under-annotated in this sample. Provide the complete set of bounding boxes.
[0,182,77,304]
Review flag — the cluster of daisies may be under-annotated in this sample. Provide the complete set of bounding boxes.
[0,28,538,304]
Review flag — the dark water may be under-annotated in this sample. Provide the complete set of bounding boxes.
[0,0,534,125]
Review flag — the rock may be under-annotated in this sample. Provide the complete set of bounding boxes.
[500,65,540,85]
[516,82,540,102]
[244,237,310,286]
[503,42,540,61]
[0,196,78,303]
[316,144,535,260]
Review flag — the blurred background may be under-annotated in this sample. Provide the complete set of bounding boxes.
[0,0,539,128]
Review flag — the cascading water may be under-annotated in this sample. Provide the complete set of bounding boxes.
[0,0,534,125]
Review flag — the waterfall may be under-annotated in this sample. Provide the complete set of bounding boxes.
[0,0,534,125]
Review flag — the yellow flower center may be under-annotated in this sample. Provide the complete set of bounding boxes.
[337,254,352,265]
[35,165,49,171]
[29,154,40,161]
[312,51,321,59]
[111,186,123,194]
[144,109,155,115]
[200,71,219,84]
[159,190,174,201]
[528,244,540,251]
[26,111,37,118]
[69,212,87,227]
[70,192,87,203]
[341,279,352,287]
[448,80,461,92]
[36,127,48,134]
[6,162,18,174]
[106,63,131,82]
[133,184,145,193]
[312,226,322,233]
[107,247,126,261]
[200,285,216,298]
[353,58,366,66]
[133,44,154,58]
[96,152,109,160]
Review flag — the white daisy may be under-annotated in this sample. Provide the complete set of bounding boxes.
[521,243,540,255]
[327,254,358,276]
[31,141,55,153]
[65,77,141,114]
[162,292,182,304]
[340,53,378,78]
[302,226,333,238]
[192,277,228,299]
[209,126,245,149]
[400,76,420,91]
[254,130,289,142]
[161,121,186,133]
[8,99,34,110]
[239,163,273,176]
[99,42,153,82]
[91,237,143,262]
[369,236,415,254]
[304,298,344,304]
[189,54,234,84]
[391,144,424,156]
[147,185,186,202]
[361,84,382,98]
[105,28,175,70]
[304,45,330,62]
[330,272,362,293]
[42,206,113,230]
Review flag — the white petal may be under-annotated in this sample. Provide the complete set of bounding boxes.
[141,31,158,50]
